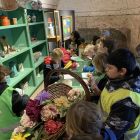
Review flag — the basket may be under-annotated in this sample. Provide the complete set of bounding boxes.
[45,69,91,101]
[40,69,91,140]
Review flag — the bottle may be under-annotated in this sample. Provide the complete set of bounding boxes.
[31,14,36,22]
[47,18,55,37]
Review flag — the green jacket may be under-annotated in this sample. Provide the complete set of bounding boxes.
[0,87,20,140]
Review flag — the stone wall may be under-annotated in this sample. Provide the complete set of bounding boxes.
[76,15,140,52]
[57,0,140,53]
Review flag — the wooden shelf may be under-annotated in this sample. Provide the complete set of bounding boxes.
[29,22,44,26]
[8,68,33,87]
[24,86,36,96]
[0,8,48,96]
[35,56,44,68]
[36,74,43,87]
[47,36,61,42]
[0,24,26,30]
[31,40,46,48]
[1,48,29,63]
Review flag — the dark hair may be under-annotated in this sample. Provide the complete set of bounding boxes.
[92,36,100,45]
[102,39,115,53]
[80,38,85,43]
[66,101,102,137]
[71,31,81,41]
[107,48,137,75]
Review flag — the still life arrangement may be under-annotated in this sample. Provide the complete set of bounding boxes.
[11,88,84,140]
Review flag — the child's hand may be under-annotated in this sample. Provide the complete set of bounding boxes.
[91,84,101,96]
[87,73,95,86]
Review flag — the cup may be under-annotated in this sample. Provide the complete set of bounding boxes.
[12,18,17,25]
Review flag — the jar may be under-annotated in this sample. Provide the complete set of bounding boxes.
[0,16,10,26]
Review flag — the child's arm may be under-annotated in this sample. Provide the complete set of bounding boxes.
[12,90,29,117]
[87,74,101,95]
[105,97,139,139]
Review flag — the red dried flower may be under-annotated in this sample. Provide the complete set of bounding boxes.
[44,56,52,64]
[44,120,63,135]
[25,99,42,122]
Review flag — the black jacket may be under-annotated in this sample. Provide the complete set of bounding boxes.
[43,59,64,87]
[104,67,140,140]
[0,83,29,117]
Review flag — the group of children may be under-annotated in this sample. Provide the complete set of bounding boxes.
[0,30,140,140]
[64,32,140,140]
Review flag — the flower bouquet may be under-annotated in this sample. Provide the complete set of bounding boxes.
[11,88,84,140]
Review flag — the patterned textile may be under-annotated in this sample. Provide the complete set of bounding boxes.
[106,73,140,93]
[103,67,140,139]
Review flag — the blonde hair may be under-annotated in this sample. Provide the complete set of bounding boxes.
[66,101,102,137]
[51,48,63,60]
[92,53,108,73]
[84,44,97,54]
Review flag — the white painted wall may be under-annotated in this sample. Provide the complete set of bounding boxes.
[41,0,60,9]
[57,0,140,16]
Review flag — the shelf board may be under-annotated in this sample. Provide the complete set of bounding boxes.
[1,47,29,63]
[24,86,36,96]
[36,74,43,87]
[31,40,46,48]
[47,36,61,42]
[29,22,44,26]
[0,24,26,30]
[9,68,33,87]
[35,56,44,68]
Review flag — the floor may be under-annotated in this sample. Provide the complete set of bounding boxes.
[30,82,44,99]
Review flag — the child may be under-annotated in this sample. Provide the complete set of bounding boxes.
[96,39,115,54]
[88,53,108,103]
[0,65,29,140]
[66,101,116,140]
[69,31,83,55]
[83,44,97,60]
[43,48,64,86]
[92,35,100,45]
[100,48,140,140]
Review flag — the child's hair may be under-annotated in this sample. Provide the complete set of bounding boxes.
[0,65,10,82]
[96,39,115,53]
[51,48,64,60]
[107,48,138,76]
[66,101,102,137]
[71,31,81,41]
[92,53,108,73]
[84,44,97,56]
[70,134,101,140]
[92,35,100,45]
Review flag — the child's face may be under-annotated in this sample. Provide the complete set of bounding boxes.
[85,50,95,59]
[97,42,107,53]
[70,34,75,41]
[105,64,123,79]
[54,57,62,63]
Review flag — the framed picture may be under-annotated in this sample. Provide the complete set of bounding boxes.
[62,16,73,41]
